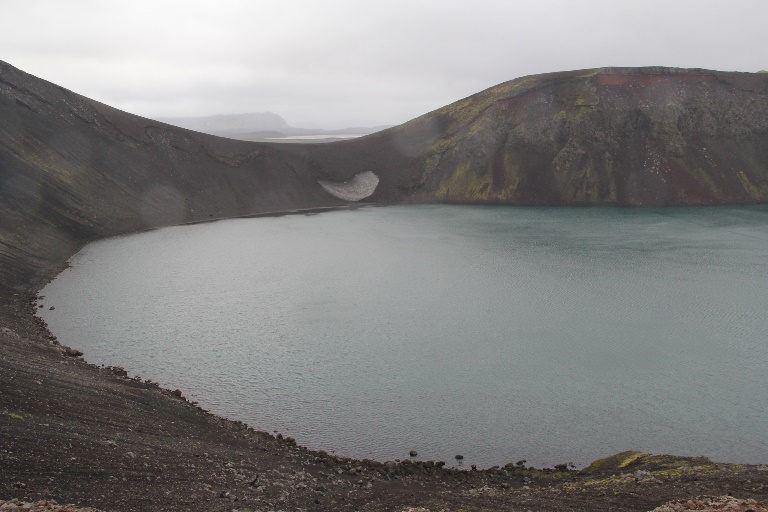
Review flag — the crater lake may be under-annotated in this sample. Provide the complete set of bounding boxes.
[38,205,768,468]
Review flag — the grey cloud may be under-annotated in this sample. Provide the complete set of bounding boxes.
[3,0,767,128]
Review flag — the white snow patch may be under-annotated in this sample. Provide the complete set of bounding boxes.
[318,171,379,202]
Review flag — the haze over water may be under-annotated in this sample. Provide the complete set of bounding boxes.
[39,205,768,468]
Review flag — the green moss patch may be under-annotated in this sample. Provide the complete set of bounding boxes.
[435,159,520,202]
[583,451,648,473]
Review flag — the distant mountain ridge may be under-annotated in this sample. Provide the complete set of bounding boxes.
[158,112,290,133]
[156,112,390,140]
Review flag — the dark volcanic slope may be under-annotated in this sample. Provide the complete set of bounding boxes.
[0,61,352,291]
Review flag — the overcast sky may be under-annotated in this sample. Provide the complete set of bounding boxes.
[3,0,768,129]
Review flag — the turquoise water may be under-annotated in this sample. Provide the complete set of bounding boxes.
[39,205,768,468]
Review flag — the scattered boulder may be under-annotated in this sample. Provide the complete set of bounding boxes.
[409,450,418,457]
[63,347,83,357]
[108,366,128,377]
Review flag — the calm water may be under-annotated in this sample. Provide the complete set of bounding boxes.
[39,205,768,468]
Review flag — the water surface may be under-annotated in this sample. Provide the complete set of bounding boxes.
[39,205,768,468]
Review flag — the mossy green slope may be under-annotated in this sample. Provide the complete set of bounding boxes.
[360,67,768,206]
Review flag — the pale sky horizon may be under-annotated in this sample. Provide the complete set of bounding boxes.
[3,0,768,129]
